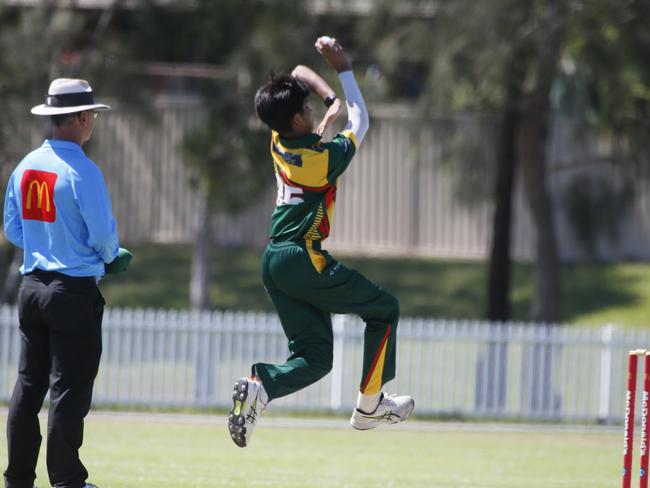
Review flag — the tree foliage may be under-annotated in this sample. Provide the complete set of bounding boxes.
[564,0,650,152]
[2,0,649,315]
[351,0,649,321]
[121,0,318,212]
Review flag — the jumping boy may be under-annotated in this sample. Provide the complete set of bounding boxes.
[228,36,414,448]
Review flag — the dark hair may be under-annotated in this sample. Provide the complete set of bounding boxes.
[254,73,310,134]
[51,112,79,128]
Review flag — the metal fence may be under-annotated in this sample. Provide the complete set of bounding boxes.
[0,305,645,423]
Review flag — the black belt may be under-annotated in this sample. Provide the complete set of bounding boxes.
[27,268,96,284]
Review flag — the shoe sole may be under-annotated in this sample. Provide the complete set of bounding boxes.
[350,399,415,431]
[228,378,249,448]
[350,419,378,431]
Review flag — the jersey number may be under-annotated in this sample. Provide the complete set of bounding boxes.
[276,173,304,205]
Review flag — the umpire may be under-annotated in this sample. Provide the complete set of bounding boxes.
[3,79,131,488]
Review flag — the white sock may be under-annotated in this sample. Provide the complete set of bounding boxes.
[356,391,381,413]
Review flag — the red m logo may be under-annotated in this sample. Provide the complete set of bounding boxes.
[21,169,57,222]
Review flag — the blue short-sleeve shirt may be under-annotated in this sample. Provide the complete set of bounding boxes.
[3,139,119,278]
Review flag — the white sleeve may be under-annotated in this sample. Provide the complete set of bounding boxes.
[338,70,369,145]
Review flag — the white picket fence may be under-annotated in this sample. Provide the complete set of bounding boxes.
[0,305,645,423]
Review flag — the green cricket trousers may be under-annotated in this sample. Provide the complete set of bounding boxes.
[254,239,399,401]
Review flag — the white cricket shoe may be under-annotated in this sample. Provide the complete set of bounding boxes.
[350,392,415,430]
[228,377,268,448]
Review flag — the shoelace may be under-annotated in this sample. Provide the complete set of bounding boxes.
[246,389,267,423]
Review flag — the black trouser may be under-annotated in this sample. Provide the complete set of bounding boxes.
[4,270,104,488]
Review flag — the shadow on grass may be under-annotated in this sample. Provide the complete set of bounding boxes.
[100,244,274,311]
[99,244,192,309]
[341,255,488,319]
[510,262,644,324]
[560,263,645,324]
[99,244,649,325]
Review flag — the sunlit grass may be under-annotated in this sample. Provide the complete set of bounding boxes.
[0,413,622,488]
[99,244,650,327]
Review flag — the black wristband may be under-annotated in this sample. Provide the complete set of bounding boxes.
[324,95,337,108]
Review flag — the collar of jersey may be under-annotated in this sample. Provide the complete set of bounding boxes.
[278,133,321,149]
[43,139,84,152]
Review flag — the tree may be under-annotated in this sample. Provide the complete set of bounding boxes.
[487,43,529,322]
[566,0,650,158]
[182,84,270,310]
[356,0,563,321]
[125,0,314,309]
[518,1,568,323]
[355,0,569,414]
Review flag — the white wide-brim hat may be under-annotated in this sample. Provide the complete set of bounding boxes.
[31,78,111,115]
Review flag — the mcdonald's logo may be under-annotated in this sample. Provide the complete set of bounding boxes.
[27,181,50,211]
[21,169,57,222]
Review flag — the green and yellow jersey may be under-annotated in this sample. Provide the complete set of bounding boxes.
[268,129,357,245]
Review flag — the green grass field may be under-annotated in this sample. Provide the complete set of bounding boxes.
[100,244,650,327]
[0,413,622,487]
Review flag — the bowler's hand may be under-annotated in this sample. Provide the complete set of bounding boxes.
[105,247,133,275]
[315,36,352,73]
[316,97,343,136]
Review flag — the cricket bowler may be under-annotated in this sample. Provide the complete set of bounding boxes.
[228,36,414,448]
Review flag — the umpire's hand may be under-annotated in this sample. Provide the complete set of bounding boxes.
[105,247,133,275]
